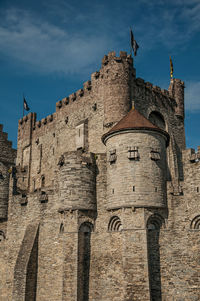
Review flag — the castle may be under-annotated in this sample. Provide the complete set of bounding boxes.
[0,51,199,301]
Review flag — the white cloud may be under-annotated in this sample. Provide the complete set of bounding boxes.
[0,1,199,75]
[136,0,200,50]
[185,81,200,112]
[0,8,114,75]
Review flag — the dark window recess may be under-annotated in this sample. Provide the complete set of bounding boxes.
[41,175,45,187]
[112,189,114,194]
[197,187,199,193]
[109,149,117,164]
[150,149,160,161]
[65,117,68,124]
[128,147,139,160]
[133,186,135,192]
[92,103,97,111]
[60,223,64,233]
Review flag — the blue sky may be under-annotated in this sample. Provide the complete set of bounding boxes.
[0,0,200,149]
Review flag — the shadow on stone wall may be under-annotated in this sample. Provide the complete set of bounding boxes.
[25,228,39,301]
[147,216,163,301]
[12,223,39,301]
[77,222,93,301]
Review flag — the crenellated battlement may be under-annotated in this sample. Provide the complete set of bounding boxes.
[18,112,57,138]
[0,124,16,164]
[101,51,133,67]
[53,51,134,117]
[1,48,200,301]
[18,112,36,127]
[0,123,16,220]
[135,77,176,110]
[16,50,184,160]
[55,80,92,112]
[18,51,135,132]
[0,125,13,145]
[182,146,200,163]
[34,114,54,129]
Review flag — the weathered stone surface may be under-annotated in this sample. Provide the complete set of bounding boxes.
[0,51,199,301]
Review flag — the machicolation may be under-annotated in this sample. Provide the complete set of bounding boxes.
[0,50,199,301]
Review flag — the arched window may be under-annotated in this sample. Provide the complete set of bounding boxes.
[147,214,164,301]
[147,214,165,230]
[149,111,165,130]
[79,222,93,233]
[190,215,200,229]
[77,222,93,301]
[108,216,122,232]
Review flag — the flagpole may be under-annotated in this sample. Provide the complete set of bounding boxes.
[170,56,174,80]
[130,28,132,56]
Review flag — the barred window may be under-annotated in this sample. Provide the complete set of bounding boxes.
[190,215,200,229]
[109,149,117,164]
[108,216,122,231]
[150,149,160,161]
[128,146,139,160]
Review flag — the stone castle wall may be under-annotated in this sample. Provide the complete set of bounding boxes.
[0,51,199,300]
[16,51,185,194]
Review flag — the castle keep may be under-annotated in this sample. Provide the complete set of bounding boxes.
[0,51,199,301]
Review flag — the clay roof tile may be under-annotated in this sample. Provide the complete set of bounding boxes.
[102,108,169,145]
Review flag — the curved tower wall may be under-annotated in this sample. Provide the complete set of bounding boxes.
[59,151,96,211]
[105,130,168,209]
[102,51,133,126]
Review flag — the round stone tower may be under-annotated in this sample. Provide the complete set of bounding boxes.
[102,108,169,209]
[58,151,96,211]
[101,51,135,127]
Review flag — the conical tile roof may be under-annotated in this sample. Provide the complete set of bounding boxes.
[102,108,169,145]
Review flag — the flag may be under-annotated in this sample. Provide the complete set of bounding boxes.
[130,29,134,51]
[170,56,173,79]
[130,29,139,56]
[23,97,30,111]
[133,39,139,56]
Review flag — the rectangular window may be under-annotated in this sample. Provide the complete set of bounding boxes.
[150,149,160,161]
[128,146,139,160]
[109,149,117,164]
[75,120,88,150]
